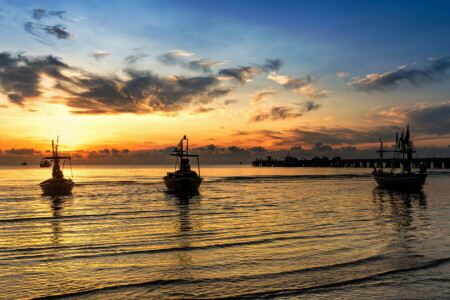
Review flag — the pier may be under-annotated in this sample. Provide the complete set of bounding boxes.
[252,156,450,169]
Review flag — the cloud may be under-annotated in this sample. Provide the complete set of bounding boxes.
[124,53,149,64]
[218,66,262,83]
[0,51,232,114]
[194,106,215,114]
[336,72,348,77]
[235,125,405,147]
[5,148,38,155]
[349,56,450,91]
[312,142,333,151]
[32,9,73,21]
[258,59,282,72]
[0,52,69,105]
[267,72,329,99]
[250,88,276,104]
[248,105,303,122]
[158,50,226,73]
[296,100,321,112]
[224,99,237,105]
[368,101,450,135]
[90,50,111,61]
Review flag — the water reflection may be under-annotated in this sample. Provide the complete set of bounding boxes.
[372,187,429,238]
[46,196,70,244]
[165,192,202,276]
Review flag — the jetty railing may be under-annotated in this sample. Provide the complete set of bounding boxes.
[252,157,450,169]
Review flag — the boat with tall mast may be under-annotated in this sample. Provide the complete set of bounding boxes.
[39,137,75,195]
[164,136,202,193]
[372,124,427,189]
[39,158,51,167]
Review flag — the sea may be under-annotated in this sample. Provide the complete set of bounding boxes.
[0,165,449,299]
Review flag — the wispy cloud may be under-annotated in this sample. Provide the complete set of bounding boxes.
[336,72,348,77]
[248,105,303,123]
[158,50,227,73]
[250,88,276,104]
[90,50,111,61]
[124,53,150,64]
[224,99,238,105]
[218,66,262,83]
[349,56,450,91]
[267,72,329,99]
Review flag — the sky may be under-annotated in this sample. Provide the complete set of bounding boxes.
[0,0,450,164]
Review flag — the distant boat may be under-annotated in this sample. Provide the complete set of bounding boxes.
[21,162,28,166]
[372,124,427,190]
[39,158,51,167]
[164,135,202,193]
[39,137,75,196]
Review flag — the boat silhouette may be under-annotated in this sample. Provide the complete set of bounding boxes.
[39,137,75,196]
[372,124,427,190]
[164,136,202,193]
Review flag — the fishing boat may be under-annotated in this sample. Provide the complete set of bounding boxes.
[372,124,427,190]
[39,137,75,195]
[164,136,202,193]
[39,158,51,167]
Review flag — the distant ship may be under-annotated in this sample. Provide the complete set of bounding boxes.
[39,158,51,167]
[39,137,75,196]
[372,124,427,189]
[164,135,202,193]
[21,162,28,166]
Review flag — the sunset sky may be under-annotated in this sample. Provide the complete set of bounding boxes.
[1,0,450,163]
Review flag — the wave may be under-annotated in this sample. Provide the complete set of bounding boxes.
[31,256,450,299]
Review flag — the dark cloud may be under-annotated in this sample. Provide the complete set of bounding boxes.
[224,99,237,105]
[403,102,450,135]
[227,146,249,153]
[33,9,69,21]
[24,22,74,41]
[43,24,73,39]
[248,146,267,153]
[194,106,215,114]
[122,149,130,153]
[218,66,262,83]
[124,53,149,64]
[99,149,110,154]
[5,148,37,155]
[296,100,321,112]
[349,56,450,91]
[312,142,333,151]
[248,106,303,123]
[0,52,69,105]
[24,9,76,43]
[259,59,282,72]
[340,146,357,152]
[0,51,232,114]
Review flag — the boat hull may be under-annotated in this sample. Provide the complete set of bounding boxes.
[372,173,427,190]
[40,179,75,195]
[164,176,202,193]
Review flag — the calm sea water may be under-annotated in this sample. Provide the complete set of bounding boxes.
[0,165,449,299]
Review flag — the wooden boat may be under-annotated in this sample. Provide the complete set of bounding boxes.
[39,137,75,195]
[164,136,202,193]
[39,158,51,167]
[372,124,427,190]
